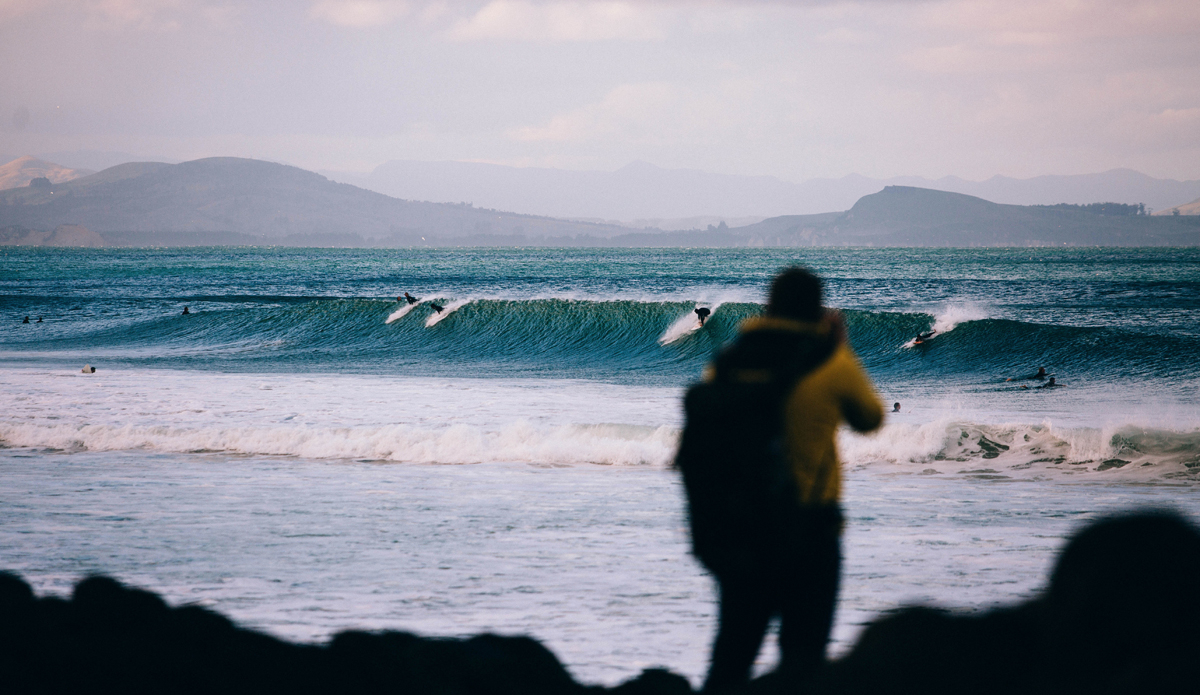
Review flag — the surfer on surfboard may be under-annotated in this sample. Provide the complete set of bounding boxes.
[429,302,445,314]
[402,293,418,305]
[913,330,935,345]
[695,307,711,327]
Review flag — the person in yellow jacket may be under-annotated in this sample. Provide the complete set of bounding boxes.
[700,267,883,693]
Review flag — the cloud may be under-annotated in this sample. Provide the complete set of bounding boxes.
[84,0,184,30]
[510,83,682,142]
[309,0,412,28]
[448,1,667,42]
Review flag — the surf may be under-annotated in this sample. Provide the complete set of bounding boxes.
[426,299,470,327]
[385,302,419,324]
[658,303,723,345]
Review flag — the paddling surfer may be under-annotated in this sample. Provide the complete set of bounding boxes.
[1007,367,1047,382]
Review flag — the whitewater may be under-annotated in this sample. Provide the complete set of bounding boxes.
[2,246,1199,686]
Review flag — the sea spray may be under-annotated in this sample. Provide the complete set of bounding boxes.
[385,302,418,324]
[426,299,471,327]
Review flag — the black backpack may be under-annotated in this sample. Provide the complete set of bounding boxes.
[675,328,836,577]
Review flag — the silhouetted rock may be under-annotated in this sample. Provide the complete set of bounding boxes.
[2,510,1196,694]
[0,572,690,694]
[796,509,1200,695]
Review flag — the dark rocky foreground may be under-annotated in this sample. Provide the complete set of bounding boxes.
[2,510,1197,694]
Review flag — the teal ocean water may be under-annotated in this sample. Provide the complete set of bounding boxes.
[5,247,1199,383]
[2,246,1199,684]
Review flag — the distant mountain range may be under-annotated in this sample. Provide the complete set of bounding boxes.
[327,160,1200,222]
[0,157,632,245]
[735,187,1199,247]
[2,157,1196,247]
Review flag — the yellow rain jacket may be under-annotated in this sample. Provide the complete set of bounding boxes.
[713,315,884,506]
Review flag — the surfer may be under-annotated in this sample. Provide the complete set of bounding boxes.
[1035,377,1060,389]
[893,402,901,413]
[36,317,42,323]
[22,316,29,324]
[913,330,935,345]
[429,302,445,314]
[1007,367,1047,381]
[182,306,190,315]
[403,292,418,305]
[695,307,711,327]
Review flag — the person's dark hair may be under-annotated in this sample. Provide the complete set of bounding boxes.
[766,266,823,321]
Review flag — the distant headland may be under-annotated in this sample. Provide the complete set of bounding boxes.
[2,157,1197,247]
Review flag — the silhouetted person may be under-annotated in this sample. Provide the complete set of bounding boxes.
[893,402,901,413]
[181,306,190,315]
[1035,377,1059,389]
[403,292,418,305]
[429,302,444,314]
[913,330,935,344]
[22,316,29,323]
[695,307,711,326]
[693,267,883,692]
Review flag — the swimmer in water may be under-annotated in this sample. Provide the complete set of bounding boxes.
[429,302,445,314]
[1007,367,1047,382]
[695,307,711,326]
[403,292,418,305]
[22,316,30,324]
[182,306,190,315]
[892,402,901,413]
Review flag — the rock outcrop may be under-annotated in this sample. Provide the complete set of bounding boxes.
[1,510,1197,694]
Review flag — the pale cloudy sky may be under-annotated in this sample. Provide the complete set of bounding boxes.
[2,0,1198,180]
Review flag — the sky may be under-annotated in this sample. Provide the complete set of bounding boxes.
[2,0,1199,181]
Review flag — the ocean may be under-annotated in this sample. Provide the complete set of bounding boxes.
[2,246,1199,686]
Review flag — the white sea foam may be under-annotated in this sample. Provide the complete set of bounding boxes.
[929,302,990,334]
[426,299,470,327]
[839,418,1200,479]
[902,302,991,347]
[1,366,1195,479]
[0,420,677,466]
[385,302,418,324]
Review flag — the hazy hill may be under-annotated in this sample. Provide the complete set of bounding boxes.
[0,157,633,243]
[732,186,1200,247]
[5,158,1195,247]
[0,156,94,190]
[1156,196,1200,216]
[328,160,1200,222]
